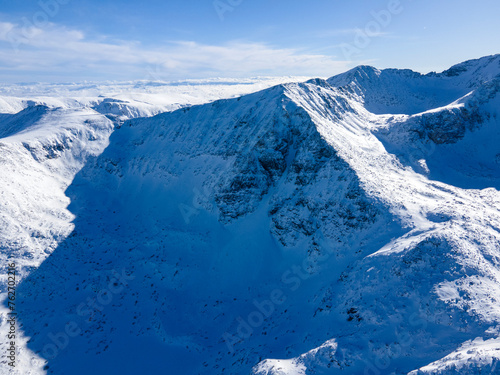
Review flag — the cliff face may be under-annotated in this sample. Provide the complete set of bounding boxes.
[2,56,500,375]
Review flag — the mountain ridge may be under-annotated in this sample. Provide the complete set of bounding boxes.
[0,55,499,374]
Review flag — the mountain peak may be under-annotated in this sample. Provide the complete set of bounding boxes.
[1,55,500,375]
[322,55,500,115]
[441,53,500,77]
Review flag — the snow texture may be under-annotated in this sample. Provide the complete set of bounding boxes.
[0,56,499,374]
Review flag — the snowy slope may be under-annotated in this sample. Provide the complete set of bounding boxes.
[0,106,114,287]
[327,54,500,115]
[1,56,500,375]
[0,78,308,374]
[254,55,500,374]
[4,83,401,375]
[0,77,308,290]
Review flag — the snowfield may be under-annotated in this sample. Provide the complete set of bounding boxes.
[0,56,499,374]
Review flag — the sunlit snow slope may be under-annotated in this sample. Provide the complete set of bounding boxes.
[1,56,500,375]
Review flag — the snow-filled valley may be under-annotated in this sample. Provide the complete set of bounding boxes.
[0,56,500,374]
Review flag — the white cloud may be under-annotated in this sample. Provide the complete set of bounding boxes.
[0,22,354,82]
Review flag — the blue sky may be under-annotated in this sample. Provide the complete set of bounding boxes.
[0,0,498,83]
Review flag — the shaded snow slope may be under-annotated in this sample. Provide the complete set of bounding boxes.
[8,84,402,375]
[0,77,306,291]
[0,79,310,374]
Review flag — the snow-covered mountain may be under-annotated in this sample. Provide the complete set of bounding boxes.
[0,77,308,293]
[1,55,500,375]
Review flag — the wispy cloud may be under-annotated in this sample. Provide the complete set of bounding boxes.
[0,22,354,82]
